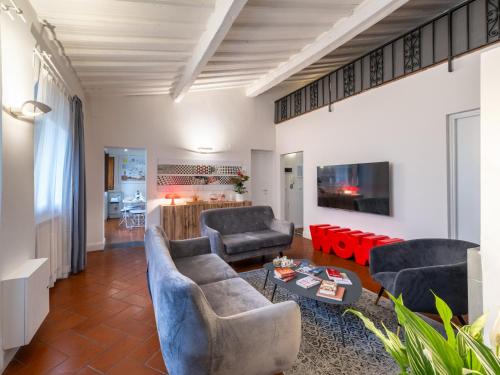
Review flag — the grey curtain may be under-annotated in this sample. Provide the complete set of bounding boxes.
[71,96,87,273]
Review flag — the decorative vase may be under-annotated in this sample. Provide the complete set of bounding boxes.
[235,193,244,202]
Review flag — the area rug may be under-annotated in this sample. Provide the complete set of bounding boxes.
[239,269,400,375]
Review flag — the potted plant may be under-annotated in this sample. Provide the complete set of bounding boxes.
[231,169,249,202]
[347,293,500,375]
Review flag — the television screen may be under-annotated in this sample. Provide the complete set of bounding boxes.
[317,161,390,216]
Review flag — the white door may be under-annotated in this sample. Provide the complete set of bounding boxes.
[448,110,480,244]
[251,150,274,206]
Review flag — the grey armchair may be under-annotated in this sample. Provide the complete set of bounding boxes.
[200,206,294,262]
[370,238,478,321]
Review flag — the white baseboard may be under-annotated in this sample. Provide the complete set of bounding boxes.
[87,241,105,252]
[1,346,19,373]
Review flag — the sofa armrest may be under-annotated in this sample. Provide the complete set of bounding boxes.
[168,237,211,259]
[200,225,226,259]
[369,242,413,275]
[215,301,301,374]
[270,218,294,238]
[393,262,468,315]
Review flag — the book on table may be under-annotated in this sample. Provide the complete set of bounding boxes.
[296,276,321,289]
[274,267,296,282]
[316,280,346,301]
[325,268,352,285]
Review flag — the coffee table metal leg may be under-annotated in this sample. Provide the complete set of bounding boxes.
[263,270,269,290]
[271,284,277,302]
[338,305,346,347]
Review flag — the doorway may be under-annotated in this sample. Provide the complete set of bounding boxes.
[281,152,304,235]
[448,110,480,244]
[104,147,147,247]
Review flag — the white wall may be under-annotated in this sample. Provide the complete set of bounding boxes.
[0,6,36,367]
[275,50,486,241]
[480,46,500,345]
[0,1,85,370]
[86,88,278,250]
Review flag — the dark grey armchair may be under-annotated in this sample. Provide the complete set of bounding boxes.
[200,206,294,262]
[370,239,478,321]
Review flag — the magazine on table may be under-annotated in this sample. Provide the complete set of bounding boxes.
[295,265,323,277]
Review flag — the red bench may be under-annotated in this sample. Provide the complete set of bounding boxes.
[332,230,361,258]
[308,224,404,265]
[309,224,330,251]
[323,227,350,254]
[316,226,340,252]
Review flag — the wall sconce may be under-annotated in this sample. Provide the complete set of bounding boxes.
[197,147,214,154]
[3,100,52,122]
[0,1,26,23]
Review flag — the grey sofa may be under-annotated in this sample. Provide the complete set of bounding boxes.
[370,238,478,321]
[145,226,301,375]
[200,206,294,262]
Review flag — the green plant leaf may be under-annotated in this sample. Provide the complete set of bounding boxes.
[404,328,436,375]
[433,292,456,348]
[457,329,500,375]
[388,293,464,375]
[454,314,487,372]
[469,314,487,339]
[346,309,409,372]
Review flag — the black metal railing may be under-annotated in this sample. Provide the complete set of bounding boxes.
[274,0,500,124]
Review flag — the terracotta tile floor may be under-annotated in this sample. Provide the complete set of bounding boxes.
[4,236,381,374]
[5,246,161,375]
[105,218,145,246]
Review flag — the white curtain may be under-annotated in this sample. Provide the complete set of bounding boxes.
[34,66,72,286]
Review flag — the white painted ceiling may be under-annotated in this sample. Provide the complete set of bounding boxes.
[29,0,464,98]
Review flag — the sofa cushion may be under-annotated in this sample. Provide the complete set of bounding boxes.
[248,230,291,248]
[175,253,238,285]
[372,271,397,293]
[222,233,261,254]
[200,277,271,317]
[223,230,291,255]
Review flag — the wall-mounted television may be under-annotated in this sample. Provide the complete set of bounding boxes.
[317,161,390,216]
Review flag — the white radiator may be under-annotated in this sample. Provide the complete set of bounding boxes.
[1,258,50,350]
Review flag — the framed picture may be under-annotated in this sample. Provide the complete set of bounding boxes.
[120,155,146,183]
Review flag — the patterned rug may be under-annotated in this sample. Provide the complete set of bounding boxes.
[239,269,400,375]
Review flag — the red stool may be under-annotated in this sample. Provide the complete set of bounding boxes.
[324,227,350,254]
[309,224,330,251]
[356,235,389,266]
[332,230,361,258]
[315,226,339,252]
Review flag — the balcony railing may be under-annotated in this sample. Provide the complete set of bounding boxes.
[274,0,500,124]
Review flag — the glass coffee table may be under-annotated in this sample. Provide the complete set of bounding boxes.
[263,259,363,345]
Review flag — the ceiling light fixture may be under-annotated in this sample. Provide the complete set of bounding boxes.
[3,100,52,122]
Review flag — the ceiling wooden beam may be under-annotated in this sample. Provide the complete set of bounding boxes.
[246,0,409,97]
[171,0,247,102]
